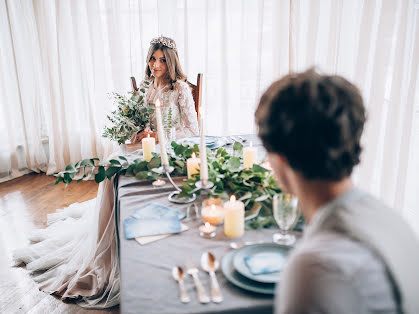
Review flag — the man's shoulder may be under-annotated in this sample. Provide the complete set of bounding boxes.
[277,233,397,314]
[288,231,386,278]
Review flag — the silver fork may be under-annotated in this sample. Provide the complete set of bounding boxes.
[186,265,210,303]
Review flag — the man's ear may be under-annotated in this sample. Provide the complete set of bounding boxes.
[268,153,290,170]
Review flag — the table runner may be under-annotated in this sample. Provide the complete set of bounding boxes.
[117,135,278,314]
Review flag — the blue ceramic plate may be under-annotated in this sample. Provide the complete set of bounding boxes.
[178,136,217,145]
[221,249,276,295]
[178,136,227,150]
[233,243,292,283]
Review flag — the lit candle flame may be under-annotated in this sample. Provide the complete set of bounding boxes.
[230,195,236,202]
[192,152,196,159]
[155,98,161,108]
[211,204,216,211]
[147,133,150,138]
[205,222,211,229]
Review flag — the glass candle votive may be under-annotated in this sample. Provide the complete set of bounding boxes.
[201,198,224,225]
[199,222,216,238]
[152,179,166,187]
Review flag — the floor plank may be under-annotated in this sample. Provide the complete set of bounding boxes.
[0,173,119,314]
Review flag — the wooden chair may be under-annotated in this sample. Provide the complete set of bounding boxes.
[187,73,203,118]
[130,73,203,118]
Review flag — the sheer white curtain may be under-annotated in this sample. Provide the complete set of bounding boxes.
[278,0,419,234]
[1,0,418,232]
[0,0,127,181]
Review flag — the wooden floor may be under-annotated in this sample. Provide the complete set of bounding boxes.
[0,173,119,314]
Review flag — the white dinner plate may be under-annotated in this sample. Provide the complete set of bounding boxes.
[221,249,276,295]
[233,243,292,283]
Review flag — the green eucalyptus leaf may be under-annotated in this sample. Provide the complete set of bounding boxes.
[233,141,243,152]
[147,156,161,170]
[80,159,94,167]
[174,144,187,156]
[125,164,135,176]
[109,159,121,165]
[135,171,148,180]
[238,191,253,201]
[254,194,269,202]
[95,166,106,183]
[65,164,77,173]
[252,164,268,173]
[229,157,241,169]
[134,161,148,173]
[106,166,120,179]
[63,173,72,185]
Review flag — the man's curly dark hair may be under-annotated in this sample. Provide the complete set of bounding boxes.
[255,68,366,181]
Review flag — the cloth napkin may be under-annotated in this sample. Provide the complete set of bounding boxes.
[123,203,186,240]
[124,217,181,239]
[244,252,286,275]
[130,202,186,220]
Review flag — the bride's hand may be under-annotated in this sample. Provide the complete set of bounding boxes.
[135,127,159,143]
[146,131,159,143]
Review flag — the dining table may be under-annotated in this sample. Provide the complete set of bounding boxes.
[115,135,293,314]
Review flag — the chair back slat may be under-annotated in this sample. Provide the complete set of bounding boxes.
[131,77,139,92]
[188,73,203,118]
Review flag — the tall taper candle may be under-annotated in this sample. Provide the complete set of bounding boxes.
[199,107,208,184]
[155,98,169,167]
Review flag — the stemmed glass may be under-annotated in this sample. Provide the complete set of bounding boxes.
[272,193,299,246]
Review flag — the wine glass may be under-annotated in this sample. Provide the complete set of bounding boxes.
[272,193,299,246]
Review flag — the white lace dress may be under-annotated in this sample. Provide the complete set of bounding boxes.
[142,79,199,140]
[12,80,198,308]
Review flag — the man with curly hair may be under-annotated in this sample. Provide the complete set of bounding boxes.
[255,68,419,314]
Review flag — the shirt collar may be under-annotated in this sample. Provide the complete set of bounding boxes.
[303,187,365,238]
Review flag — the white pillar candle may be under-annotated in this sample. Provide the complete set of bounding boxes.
[186,152,200,179]
[155,98,169,167]
[199,107,208,183]
[243,142,257,169]
[142,133,155,162]
[224,195,245,238]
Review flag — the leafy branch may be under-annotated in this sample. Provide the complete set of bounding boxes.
[103,81,154,145]
[55,141,286,229]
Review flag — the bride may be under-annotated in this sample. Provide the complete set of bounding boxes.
[13,36,199,308]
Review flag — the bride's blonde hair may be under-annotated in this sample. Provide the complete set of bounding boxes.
[145,36,187,89]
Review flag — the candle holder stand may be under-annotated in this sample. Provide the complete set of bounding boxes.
[161,164,197,204]
[164,163,214,204]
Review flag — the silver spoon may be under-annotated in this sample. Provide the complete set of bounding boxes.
[201,252,223,303]
[172,266,190,303]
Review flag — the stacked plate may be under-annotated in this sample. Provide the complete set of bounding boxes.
[221,243,292,295]
[177,136,226,150]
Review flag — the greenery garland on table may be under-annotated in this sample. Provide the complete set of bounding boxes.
[55,141,281,229]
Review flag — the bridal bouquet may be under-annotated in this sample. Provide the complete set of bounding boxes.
[103,82,154,145]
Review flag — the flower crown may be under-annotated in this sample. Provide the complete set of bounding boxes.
[150,36,177,51]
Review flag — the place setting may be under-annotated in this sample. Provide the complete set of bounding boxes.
[220,192,300,295]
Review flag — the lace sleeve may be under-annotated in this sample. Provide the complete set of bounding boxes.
[175,82,199,138]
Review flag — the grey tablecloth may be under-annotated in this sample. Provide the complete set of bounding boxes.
[116,135,278,314]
